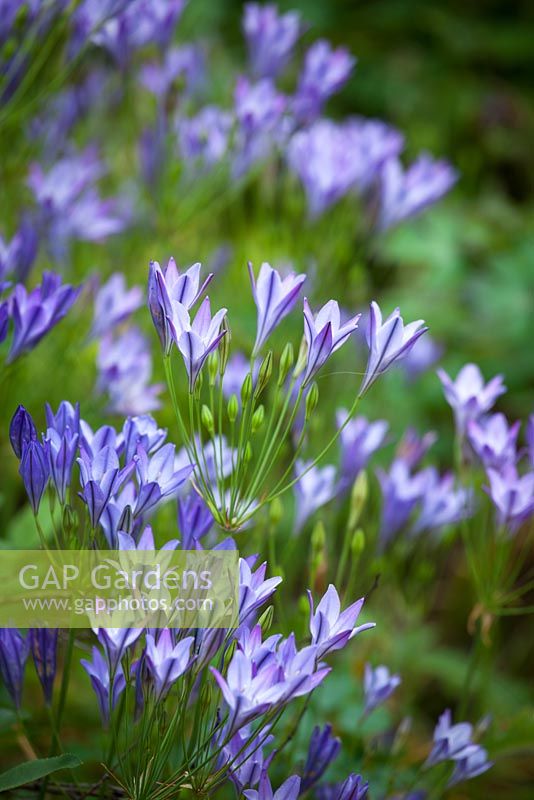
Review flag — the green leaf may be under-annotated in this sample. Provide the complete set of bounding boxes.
[0,754,82,792]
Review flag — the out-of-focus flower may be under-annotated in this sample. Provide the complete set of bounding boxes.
[9,405,38,459]
[337,411,388,492]
[222,352,256,400]
[400,334,443,380]
[448,746,493,787]
[396,428,437,470]
[243,3,301,79]
[81,646,126,726]
[316,773,369,800]
[526,415,534,468]
[97,327,164,415]
[294,40,356,123]
[243,772,301,800]
[140,44,204,99]
[413,470,472,535]
[6,272,81,363]
[19,439,49,514]
[425,710,475,766]
[234,77,288,174]
[29,629,58,705]
[145,630,193,696]
[0,629,29,709]
[308,584,374,659]
[363,663,401,713]
[0,217,38,284]
[437,364,506,436]
[301,724,341,791]
[294,459,338,532]
[91,273,143,339]
[359,302,427,396]
[249,262,305,354]
[377,460,431,547]
[168,297,227,391]
[468,413,520,472]
[176,106,234,170]
[485,467,534,528]
[376,154,458,231]
[303,298,360,386]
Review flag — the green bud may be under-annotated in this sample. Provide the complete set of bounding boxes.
[201,405,214,434]
[219,316,231,375]
[256,351,273,396]
[278,342,294,386]
[62,504,77,534]
[195,370,204,394]
[200,681,212,712]
[257,604,274,632]
[305,382,319,420]
[269,498,283,527]
[207,352,219,386]
[251,405,265,432]
[227,394,239,423]
[348,471,368,531]
[298,594,309,617]
[351,528,365,557]
[244,442,253,462]
[241,372,253,405]
[293,335,308,378]
[118,504,133,535]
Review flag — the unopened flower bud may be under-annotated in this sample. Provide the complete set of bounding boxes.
[257,604,274,632]
[351,528,365,557]
[62,504,77,535]
[207,352,219,386]
[227,394,238,423]
[118,504,134,535]
[278,342,294,386]
[251,405,265,432]
[219,316,231,375]
[256,351,273,396]
[305,383,319,420]
[195,370,204,394]
[269,497,283,526]
[244,442,253,462]
[201,405,214,434]
[241,372,253,405]
[348,471,368,531]
[294,335,308,378]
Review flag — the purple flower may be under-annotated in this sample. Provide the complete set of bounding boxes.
[376,154,458,231]
[316,774,369,800]
[485,467,534,528]
[29,628,58,705]
[148,258,213,355]
[117,523,179,552]
[145,630,193,696]
[140,45,204,99]
[168,297,227,392]
[176,106,234,170]
[0,301,8,342]
[526,415,534,469]
[437,364,506,436]
[7,272,81,363]
[425,710,475,767]
[468,413,520,471]
[45,427,79,504]
[377,460,431,547]
[301,724,341,791]
[249,262,305,354]
[412,471,472,535]
[9,405,38,459]
[223,728,274,791]
[234,77,288,174]
[396,428,437,470]
[448,745,492,787]
[363,663,401,713]
[400,334,443,380]
[294,41,356,123]
[97,327,164,415]
[91,273,143,339]
[308,584,374,659]
[244,773,301,800]
[121,415,167,462]
[337,411,388,492]
[0,217,38,283]
[0,629,29,709]
[294,459,338,532]
[239,558,282,626]
[178,491,214,549]
[359,302,428,395]
[77,445,135,527]
[243,3,301,79]
[19,439,49,514]
[81,646,126,726]
[303,299,360,386]
[45,401,80,437]
[94,628,143,674]
[134,443,193,516]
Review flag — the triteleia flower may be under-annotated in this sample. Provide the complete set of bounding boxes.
[244,773,301,800]
[145,630,194,696]
[91,272,143,339]
[317,774,369,800]
[7,272,81,363]
[168,297,228,391]
[0,217,38,283]
[94,628,143,674]
[121,415,167,462]
[303,299,360,386]
[425,710,475,767]
[396,428,437,469]
[178,491,214,549]
[485,467,534,528]
[97,327,164,415]
[376,154,458,231]
[249,262,306,354]
[223,727,274,791]
[401,333,443,380]
[134,443,193,516]
[234,77,288,174]
[140,44,204,99]
[117,523,179,552]
[77,445,136,527]
[0,629,29,709]
[9,405,37,459]
[294,459,338,532]
[294,40,356,123]
[412,470,472,535]
[239,558,282,626]
[363,663,401,713]
[448,745,493,786]
[243,3,301,79]
[377,460,432,547]
[45,427,79,504]
[359,301,428,396]
[437,363,506,436]
[468,413,520,471]
[45,401,80,436]
[29,628,58,705]
[301,724,341,791]
[19,440,49,514]
[308,584,374,658]
[526,415,534,469]
[0,301,8,342]
[81,646,126,726]
[176,106,234,170]
[337,411,389,493]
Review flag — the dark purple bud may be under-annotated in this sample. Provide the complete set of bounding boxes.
[10,405,38,459]
[19,439,49,514]
[29,628,59,705]
[302,724,341,791]
[0,628,29,709]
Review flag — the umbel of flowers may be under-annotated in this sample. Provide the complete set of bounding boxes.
[148,258,427,530]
